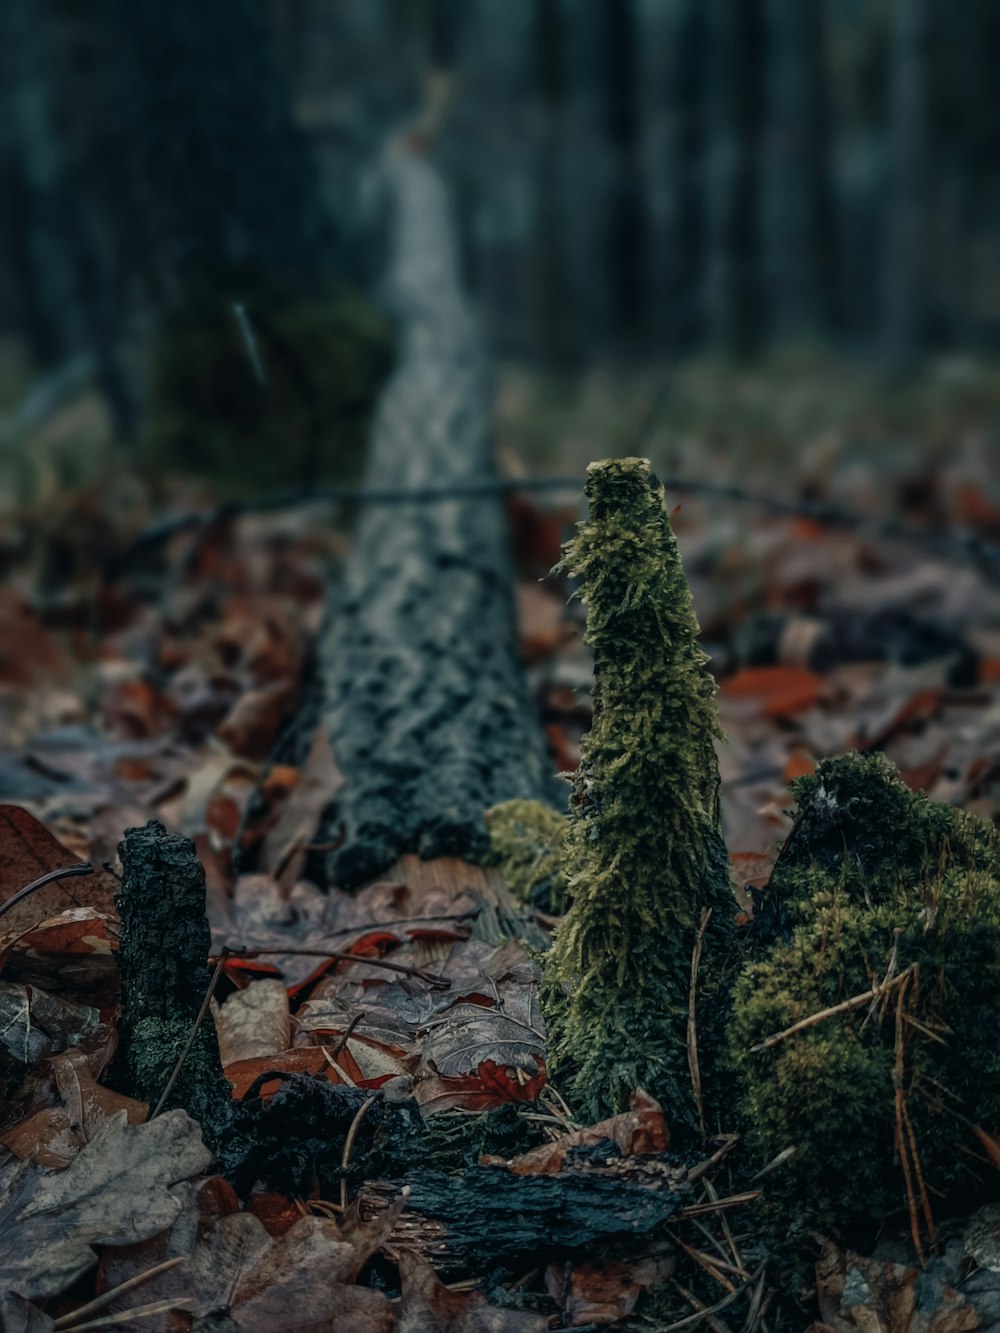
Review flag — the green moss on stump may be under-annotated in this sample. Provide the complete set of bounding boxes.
[486,799,569,913]
[541,458,736,1132]
[730,752,1000,1241]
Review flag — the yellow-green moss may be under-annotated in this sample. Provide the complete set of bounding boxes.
[731,752,1000,1242]
[542,458,736,1132]
[486,799,569,912]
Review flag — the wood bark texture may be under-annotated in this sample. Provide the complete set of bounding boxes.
[321,143,556,889]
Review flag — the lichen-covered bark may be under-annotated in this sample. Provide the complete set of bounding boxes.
[113,821,231,1149]
[320,146,556,889]
[542,458,736,1131]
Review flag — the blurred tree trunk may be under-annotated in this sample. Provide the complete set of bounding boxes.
[638,0,708,356]
[602,0,644,343]
[2,0,84,367]
[531,0,575,368]
[883,0,930,371]
[761,0,837,342]
[104,0,331,301]
[706,0,764,360]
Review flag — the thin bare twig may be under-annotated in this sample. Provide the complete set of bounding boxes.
[59,1298,194,1332]
[0,863,94,920]
[110,475,1000,580]
[211,945,451,989]
[340,1093,382,1211]
[53,1256,186,1329]
[151,948,233,1119]
[751,965,916,1053]
[688,908,712,1143]
[653,1262,767,1332]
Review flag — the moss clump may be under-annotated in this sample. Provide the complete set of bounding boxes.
[486,799,569,913]
[146,272,391,495]
[542,458,736,1133]
[730,752,1000,1242]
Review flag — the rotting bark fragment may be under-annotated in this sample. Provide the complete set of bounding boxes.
[362,1158,686,1272]
[112,820,231,1152]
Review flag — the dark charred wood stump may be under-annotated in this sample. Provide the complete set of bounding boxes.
[320,144,557,889]
[113,820,231,1150]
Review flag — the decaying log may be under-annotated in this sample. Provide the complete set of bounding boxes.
[320,143,557,889]
[360,1159,685,1273]
[113,820,231,1147]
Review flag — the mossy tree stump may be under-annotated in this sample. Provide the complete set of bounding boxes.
[114,821,231,1149]
[543,458,736,1133]
[730,752,1000,1244]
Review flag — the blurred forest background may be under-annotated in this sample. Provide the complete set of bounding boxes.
[2,0,999,506]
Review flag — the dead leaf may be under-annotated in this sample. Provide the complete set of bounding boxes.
[505,1089,668,1175]
[720,665,824,717]
[0,1049,147,1168]
[545,1246,676,1326]
[0,805,118,938]
[809,1240,976,1332]
[397,1249,549,1331]
[213,978,291,1066]
[0,1108,211,1301]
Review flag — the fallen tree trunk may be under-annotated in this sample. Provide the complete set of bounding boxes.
[320,142,557,889]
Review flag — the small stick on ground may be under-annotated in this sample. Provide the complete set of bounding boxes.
[688,908,712,1142]
[751,965,916,1053]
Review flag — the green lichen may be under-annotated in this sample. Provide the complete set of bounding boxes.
[486,799,569,913]
[541,457,736,1133]
[730,752,1000,1242]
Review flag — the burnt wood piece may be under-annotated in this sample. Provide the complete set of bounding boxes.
[361,1159,684,1272]
[113,820,231,1149]
[320,145,557,889]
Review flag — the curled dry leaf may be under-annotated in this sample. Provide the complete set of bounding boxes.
[0,1048,147,1169]
[0,908,118,999]
[545,1246,677,1327]
[505,1088,668,1175]
[99,1187,406,1332]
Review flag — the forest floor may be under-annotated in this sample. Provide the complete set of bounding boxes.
[0,350,999,1329]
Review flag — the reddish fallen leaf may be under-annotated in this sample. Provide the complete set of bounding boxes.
[0,909,118,1000]
[721,665,824,717]
[0,1049,147,1169]
[0,806,118,939]
[504,1088,667,1175]
[216,679,294,760]
[546,1247,676,1326]
[225,1047,346,1100]
[0,589,71,688]
[415,1057,547,1115]
[246,1190,304,1238]
[100,677,175,739]
[783,747,816,783]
